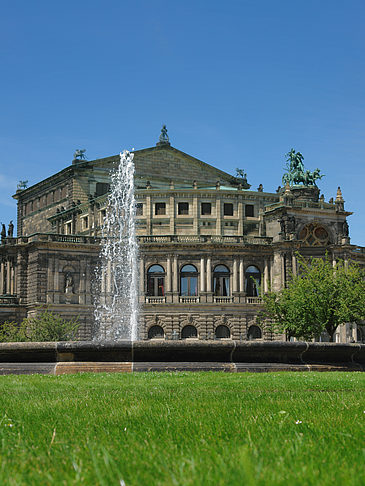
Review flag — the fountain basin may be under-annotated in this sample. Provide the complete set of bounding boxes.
[0,341,364,374]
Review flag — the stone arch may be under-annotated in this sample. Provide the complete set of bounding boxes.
[215,325,231,339]
[181,325,198,339]
[148,325,165,339]
[247,325,262,340]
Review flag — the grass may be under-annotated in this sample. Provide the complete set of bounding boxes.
[0,372,364,485]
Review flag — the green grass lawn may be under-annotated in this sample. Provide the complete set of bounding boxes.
[0,372,364,486]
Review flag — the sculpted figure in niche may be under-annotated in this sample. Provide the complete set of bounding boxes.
[65,273,74,294]
[343,220,349,237]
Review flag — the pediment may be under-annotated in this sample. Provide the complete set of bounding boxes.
[132,145,235,186]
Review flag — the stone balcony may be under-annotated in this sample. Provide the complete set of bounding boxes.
[144,295,263,305]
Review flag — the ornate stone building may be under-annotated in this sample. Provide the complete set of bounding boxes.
[0,130,364,342]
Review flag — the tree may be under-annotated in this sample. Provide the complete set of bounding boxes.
[261,256,365,342]
[0,307,79,342]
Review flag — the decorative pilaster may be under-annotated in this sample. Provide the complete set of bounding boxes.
[146,195,152,234]
[216,198,221,235]
[53,257,60,304]
[169,194,175,235]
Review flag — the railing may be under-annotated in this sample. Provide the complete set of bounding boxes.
[244,297,263,304]
[139,235,272,245]
[265,200,336,212]
[213,296,234,304]
[179,296,200,304]
[145,296,166,304]
[0,296,19,305]
[2,233,272,246]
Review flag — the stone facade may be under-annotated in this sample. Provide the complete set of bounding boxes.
[1,138,364,342]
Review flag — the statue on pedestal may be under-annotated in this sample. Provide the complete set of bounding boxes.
[282,149,324,187]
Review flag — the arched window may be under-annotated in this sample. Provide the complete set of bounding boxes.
[148,325,164,339]
[245,265,261,297]
[147,265,165,296]
[215,325,230,339]
[180,265,198,296]
[181,325,198,339]
[213,265,230,296]
[247,325,262,340]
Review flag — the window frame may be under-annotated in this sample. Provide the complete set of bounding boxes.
[180,264,199,296]
[147,264,165,297]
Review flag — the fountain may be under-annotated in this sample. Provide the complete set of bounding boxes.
[93,150,139,341]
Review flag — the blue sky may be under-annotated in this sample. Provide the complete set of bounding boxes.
[1,0,364,244]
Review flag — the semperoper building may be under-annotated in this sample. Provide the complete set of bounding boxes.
[0,128,364,342]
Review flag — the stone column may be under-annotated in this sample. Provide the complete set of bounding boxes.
[292,253,297,276]
[6,260,11,294]
[11,262,16,296]
[239,258,244,293]
[281,253,286,288]
[173,256,178,293]
[233,259,238,293]
[206,257,212,292]
[200,257,205,292]
[0,260,4,294]
[344,254,348,269]
[166,256,172,293]
[264,259,269,293]
[139,256,145,303]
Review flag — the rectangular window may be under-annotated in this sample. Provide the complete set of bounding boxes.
[224,203,233,216]
[201,202,211,215]
[155,203,166,215]
[245,204,254,217]
[136,203,143,216]
[83,216,89,229]
[178,202,189,215]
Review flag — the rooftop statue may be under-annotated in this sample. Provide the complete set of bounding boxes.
[17,180,28,190]
[158,125,169,144]
[282,148,324,186]
[73,149,87,160]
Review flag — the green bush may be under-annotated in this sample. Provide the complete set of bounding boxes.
[0,320,25,342]
[0,308,80,342]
